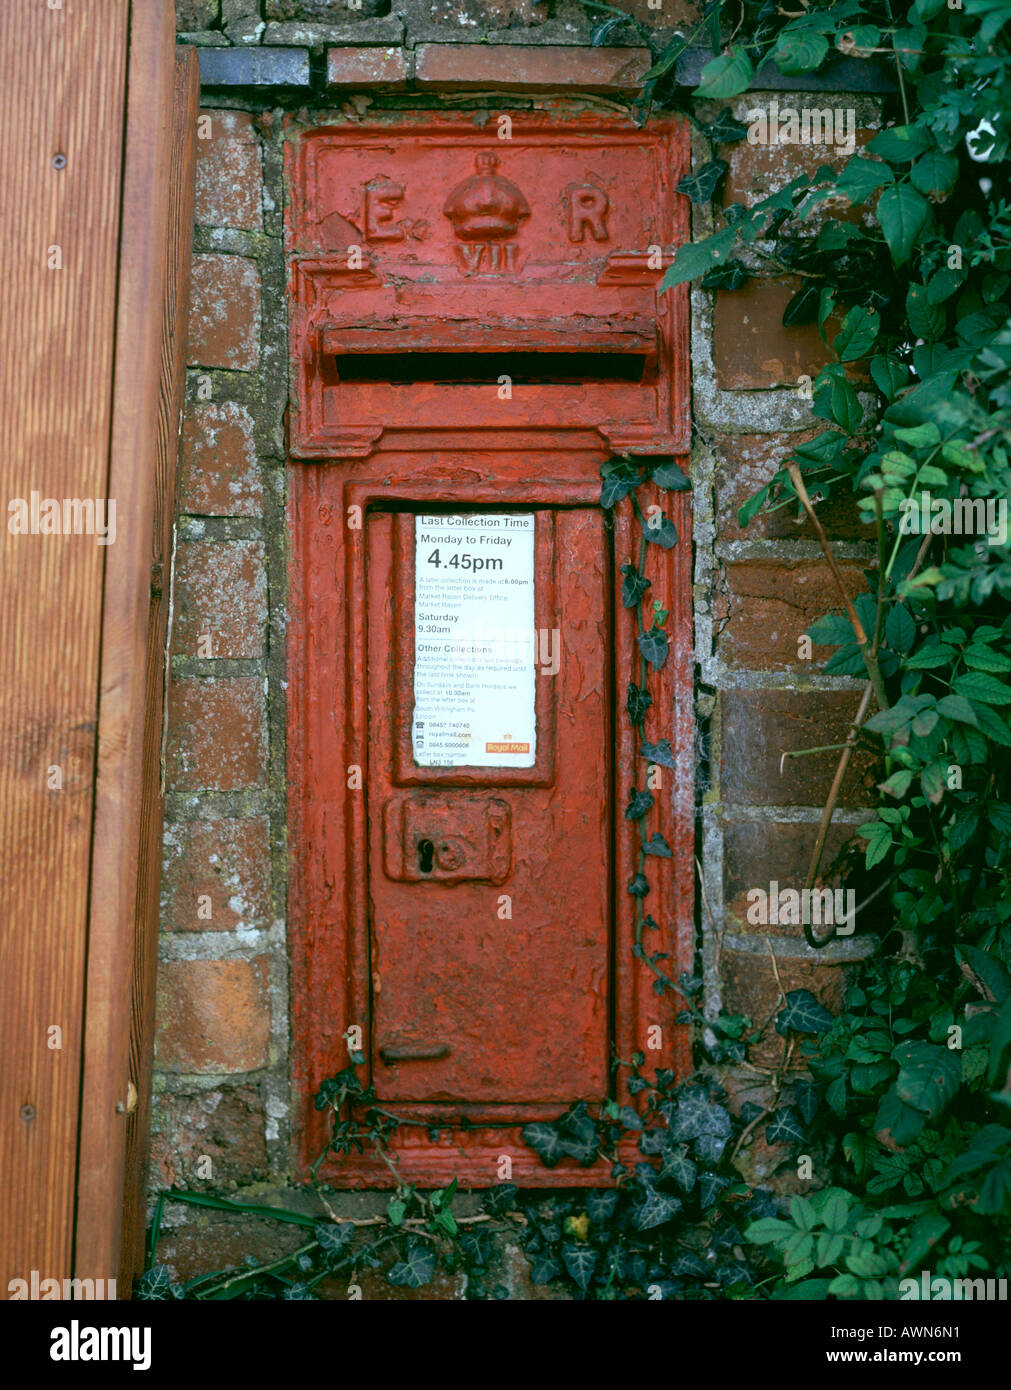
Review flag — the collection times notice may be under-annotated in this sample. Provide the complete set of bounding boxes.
[412,513,537,768]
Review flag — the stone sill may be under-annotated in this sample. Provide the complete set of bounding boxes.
[191,42,896,95]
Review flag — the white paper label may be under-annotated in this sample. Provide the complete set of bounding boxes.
[413,513,536,768]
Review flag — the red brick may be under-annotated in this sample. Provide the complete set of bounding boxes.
[167,676,267,792]
[180,401,262,518]
[194,110,262,232]
[714,432,869,543]
[187,255,260,372]
[173,539,268,660]
[326,47,409,89]
[720,948,848,1066]
[162,817,272,933]
[713,277,872,390]
[719,560,868,671]
[149,1085,267,1190]
[721,689,879,808]
[155,958,270,1073]
[723,819,857,937]
[415,44,651,93]
[714,277,833,390]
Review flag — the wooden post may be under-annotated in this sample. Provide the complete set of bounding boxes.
[0,1,195,1295]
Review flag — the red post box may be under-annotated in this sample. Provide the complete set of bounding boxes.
[286,115,694,1186]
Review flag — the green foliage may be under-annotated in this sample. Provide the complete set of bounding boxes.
[637,0,1011,1301]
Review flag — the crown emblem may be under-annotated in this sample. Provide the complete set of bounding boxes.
[442,153,531,242]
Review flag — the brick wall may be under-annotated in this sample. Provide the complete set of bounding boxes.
[155,0,887,1288]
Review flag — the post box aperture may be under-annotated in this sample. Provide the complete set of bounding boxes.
[286,115,694,1186]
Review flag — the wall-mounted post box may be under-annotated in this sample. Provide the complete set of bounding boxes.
[286,116,694,1186]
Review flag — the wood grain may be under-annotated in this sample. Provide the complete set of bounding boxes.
[75,0,178,1286]
[118,44,199,1290]
[0,0,130,1289]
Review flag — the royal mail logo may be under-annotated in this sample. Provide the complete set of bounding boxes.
[485,741,530,754]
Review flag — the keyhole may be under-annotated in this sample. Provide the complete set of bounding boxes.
[417,838,434,873]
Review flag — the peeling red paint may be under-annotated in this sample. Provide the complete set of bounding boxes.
[286,114,694,1187]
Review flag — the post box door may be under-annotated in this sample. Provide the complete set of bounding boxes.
[366,507,611,1106]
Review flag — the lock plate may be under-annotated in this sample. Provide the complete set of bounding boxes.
[383,794,511,884]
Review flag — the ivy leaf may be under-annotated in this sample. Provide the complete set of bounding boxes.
[643,832,674,857]
[640,738,677,769]
[522,1122,564,1167]
[639,625,669,669]
[528,1254,562,1285]
[600,459,641,509]
[694,47,754,100]
[635,1186,682,1230]
[703,108,750,144]
[315,1221,354,1266]
[794,1079,820,1125]
[776,989,834,1036]
[670,1088,733,1145]
[644,514,679,548]
[652,459,691,491]
[387,1238,436,1288]
[586,1190,619,1223]
[660,1145,697,1191]
[561,1243,598,1291]
[628,873,650,898]
[482,1183,519,1215]
[626,683,653,726]
[625,786,654,820]
[699,1172,730,1210]
[620,562,650,608]
[678,159,728,204]
[694,1132,729,1164]
[134,1265,181,1301]
[766,1106,806,1146]
[877,184,931,265]
[702,259,751,291]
